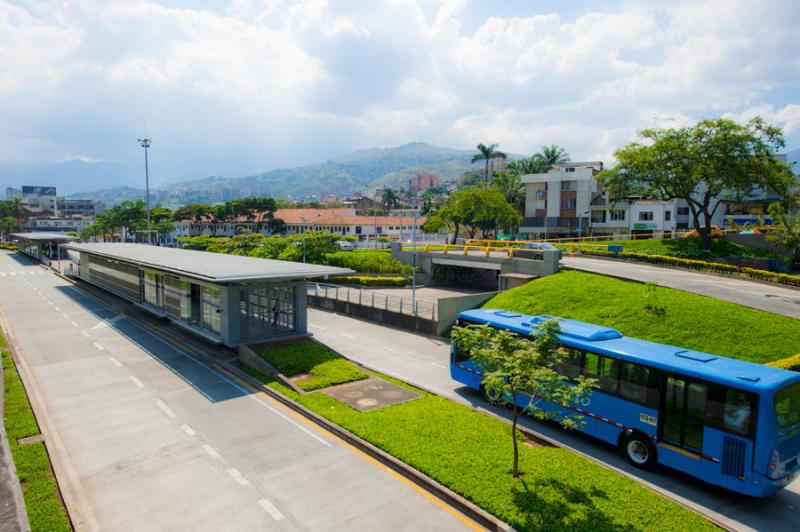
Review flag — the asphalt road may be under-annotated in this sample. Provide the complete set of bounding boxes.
[0,251,476,532]
[308,308,800,532]
[561,255,800,318]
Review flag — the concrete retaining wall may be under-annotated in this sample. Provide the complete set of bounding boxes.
[436,291,498,335]
[307,295,437,335]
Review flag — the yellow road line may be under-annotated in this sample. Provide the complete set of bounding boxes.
[214,364,484,532]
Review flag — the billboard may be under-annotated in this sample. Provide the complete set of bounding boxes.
[21,186,57,196]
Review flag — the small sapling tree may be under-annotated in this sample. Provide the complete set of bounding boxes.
[452,320,595,478]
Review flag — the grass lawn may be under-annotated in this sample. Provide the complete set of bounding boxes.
[1,331,71,531]
[565,237,777,259]
[259,339,368,391]
[485,270,799,364]
[250,371,713,531]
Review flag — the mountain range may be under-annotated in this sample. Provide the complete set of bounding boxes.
[66,142,503,205]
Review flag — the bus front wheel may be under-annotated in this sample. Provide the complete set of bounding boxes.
[622,431,656,469]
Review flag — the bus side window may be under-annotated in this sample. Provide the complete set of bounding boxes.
[555,348,582,380]
[584,353,619,393]
[724,389,756,436]
[619,362,648,404]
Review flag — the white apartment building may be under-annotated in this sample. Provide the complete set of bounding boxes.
[520,162,603,238]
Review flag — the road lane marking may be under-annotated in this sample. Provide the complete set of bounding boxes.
[155,399,176,418]
[340,333,357,339]
[226,468,250,486]
[109,356,122,367]
[62,313,69,319]
[430,361,446,369]
[181,424,196,436]
[47,301,54,306]
[8,272,14,276]
[129,376,144,388]
[309,323,327,330]
[202,444,221,458]
[54,306,61,311]
[258,498,285,521]
[71,321,79,327]
[92,341,104,351]
[81,331,90,338]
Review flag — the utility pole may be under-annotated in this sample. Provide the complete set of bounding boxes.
[301,217,307,263]
[138,137,152,244]
[374,210,378,249]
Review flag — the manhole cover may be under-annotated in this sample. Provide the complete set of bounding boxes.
[356,398,378,408]
[383,391,404,399]
[343,390,364,398]
[366,384,382,391]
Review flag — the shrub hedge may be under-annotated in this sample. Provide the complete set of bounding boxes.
[576,249,800,287]
[327,275,408,286]
[767,354,800,372]
[0,243,18,251]
[325,251,412,275]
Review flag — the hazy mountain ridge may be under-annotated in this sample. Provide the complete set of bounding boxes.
[70,142,485,204]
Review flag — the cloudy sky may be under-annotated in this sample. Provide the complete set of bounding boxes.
[1,0,799,191]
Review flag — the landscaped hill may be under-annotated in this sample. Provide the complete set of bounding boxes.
[561,237,779,259]
[484,270,799,364]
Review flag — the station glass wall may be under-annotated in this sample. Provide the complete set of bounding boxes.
[239,284,297,341]
[87,255,141,301]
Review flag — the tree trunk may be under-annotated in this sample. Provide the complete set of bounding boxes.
[511,389,520,478]
[485,160,490,188]
[451,223,460,244]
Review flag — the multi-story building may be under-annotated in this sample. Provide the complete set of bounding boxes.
[8,185,100,217]
[24,217,94,233]
[520,162,603,238]
[407,172,441,192]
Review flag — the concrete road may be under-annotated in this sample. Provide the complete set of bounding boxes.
[0,251,477,532]
[561,255,800,318]
[309,308,800,532]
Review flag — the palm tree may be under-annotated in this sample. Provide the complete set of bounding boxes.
[492,172,525,213]
[507,156,549,176]
[537,145,570,168]
[381,188,400,211]
[471,143,507,187]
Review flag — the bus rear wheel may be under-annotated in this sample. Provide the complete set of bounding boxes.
[483,386,502,404]
[622,431,656,469]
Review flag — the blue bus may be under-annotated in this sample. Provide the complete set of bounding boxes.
[450,309,800,497]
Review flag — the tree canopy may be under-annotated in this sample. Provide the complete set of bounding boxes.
[471,143,507,187]
[423,187,520,242]
[598,117,796,248]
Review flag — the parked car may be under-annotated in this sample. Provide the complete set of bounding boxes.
[336,240,355,251]
[521,242,559,251]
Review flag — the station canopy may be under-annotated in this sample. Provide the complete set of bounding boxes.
[11,232,79,242]
[62,242,352,283]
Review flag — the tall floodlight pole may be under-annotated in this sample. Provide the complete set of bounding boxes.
[138,137,152,244]
[301,217,307,263]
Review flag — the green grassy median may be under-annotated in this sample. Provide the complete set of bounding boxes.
[562,237,777,259]
[485,270,799,364]
[1,329,71,531]
[248,369,713,531]
[259,340,368,391]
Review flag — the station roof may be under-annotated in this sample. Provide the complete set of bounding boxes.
[11,232,79,242]
[62,242,353,283]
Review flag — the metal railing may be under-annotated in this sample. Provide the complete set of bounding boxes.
[307,282,437,320]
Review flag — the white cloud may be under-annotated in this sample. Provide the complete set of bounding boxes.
[0,0,799,183]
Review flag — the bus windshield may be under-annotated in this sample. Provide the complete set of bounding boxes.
[774,382,800,429]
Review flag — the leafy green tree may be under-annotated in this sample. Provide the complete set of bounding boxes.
[767,202,800,268]
[173,203,213,222]
[471,143,507,188]
[452,320,595,478]
[381,188,400,211]
[154,219,175,242]
[598,117,795,249]
[0,216,19,241]
[151,207,174,224]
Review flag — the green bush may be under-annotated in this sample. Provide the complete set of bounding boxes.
[0,243,18,251]
[564,237,778,259]
[259,340,368,391]
[767,354,800,371]
[327,275,407,286]
[325,250,412,275]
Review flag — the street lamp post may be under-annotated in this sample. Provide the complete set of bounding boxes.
[301,217,307,263]
[412,213,418,315]
[138,137,152,244]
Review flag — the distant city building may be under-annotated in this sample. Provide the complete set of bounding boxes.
[342,196,382,212]
[5,187,21,200]
[488,157,507,175]
[407,172,441,192]
[5,185,101,217]
[25,216,94,233]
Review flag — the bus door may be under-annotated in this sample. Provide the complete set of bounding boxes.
[659,376,707,453]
